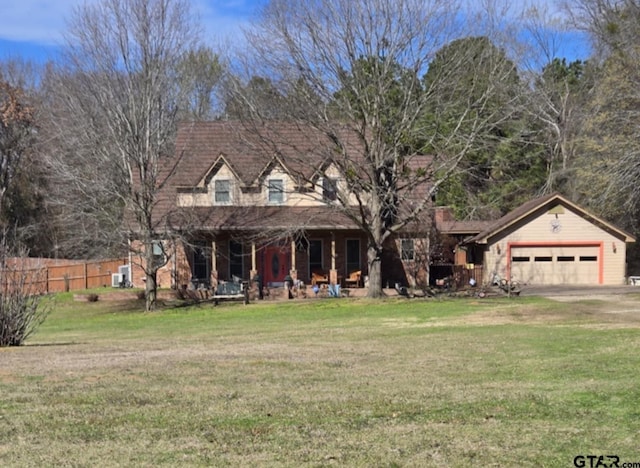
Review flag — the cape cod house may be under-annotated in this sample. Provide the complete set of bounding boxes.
[130,121,434,291]
[129,122,635,291]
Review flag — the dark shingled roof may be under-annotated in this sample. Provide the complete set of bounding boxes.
[153,121,435,232]
[437,219,494,235]
[167,205,361,231]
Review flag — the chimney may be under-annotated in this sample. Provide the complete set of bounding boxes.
[434,207,455,227]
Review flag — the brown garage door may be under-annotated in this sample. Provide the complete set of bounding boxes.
[510,246,599,285]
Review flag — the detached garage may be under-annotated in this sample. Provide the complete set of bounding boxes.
[466,193,635,286]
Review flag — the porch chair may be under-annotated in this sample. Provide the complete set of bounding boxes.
[344,270,361,288]
[311,270,329,285]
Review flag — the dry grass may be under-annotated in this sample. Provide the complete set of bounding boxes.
[1,292,640,466]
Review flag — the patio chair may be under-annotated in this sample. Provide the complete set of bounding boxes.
[344,270,361,288]
[311,270,329,285]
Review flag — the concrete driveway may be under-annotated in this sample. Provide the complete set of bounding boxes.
[519,284,640,301]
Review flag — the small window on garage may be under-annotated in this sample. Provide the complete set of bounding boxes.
[512,256,530,262]
[535,256,552,262]
[580,256,597,261]
[557,256,575,262]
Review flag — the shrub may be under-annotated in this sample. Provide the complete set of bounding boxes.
[0,244,52,347]
[0,274,52,347]
[86,294,99,302]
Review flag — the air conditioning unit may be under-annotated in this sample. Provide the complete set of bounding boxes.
[111,273,122,288]
[118,265,131,284]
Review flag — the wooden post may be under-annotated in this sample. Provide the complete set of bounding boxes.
[251,242,256,272]
[211,240,218,287]
[331,237,336,271]
[330,237,338,285]
[290,240,297,279]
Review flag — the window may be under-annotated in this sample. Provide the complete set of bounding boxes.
[229,240,243,279]
[401,239,415,261]
[512,256,530,262]
[309,240,323,273]
[557,256,575,262]
[346,239,360,274]
[268,179,284,204]
[580,256,597,262]
[192,242,211,286]
[322,177,337,202]
[214,179,231,204]
[534,256,552,262]
[152,241,165,269]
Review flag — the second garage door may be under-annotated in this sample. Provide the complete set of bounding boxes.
[510,246,599,285]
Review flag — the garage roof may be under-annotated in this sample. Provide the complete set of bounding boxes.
[466,193,636,244]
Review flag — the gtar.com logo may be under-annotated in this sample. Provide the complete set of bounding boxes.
[573,455,620,468]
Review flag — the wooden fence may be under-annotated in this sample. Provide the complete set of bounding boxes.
[2,258,128,294]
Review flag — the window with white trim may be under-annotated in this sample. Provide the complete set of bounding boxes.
[268,179,284,204]
[214,179,231,204]
[401,239,415,261]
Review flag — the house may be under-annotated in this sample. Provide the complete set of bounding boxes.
[130,121,433,291]
[460,193,635,286]
[130,120,635,292]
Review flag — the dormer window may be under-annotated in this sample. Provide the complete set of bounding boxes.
[214,179,231,204]
[268,179,284,204]
[322,177,338,202]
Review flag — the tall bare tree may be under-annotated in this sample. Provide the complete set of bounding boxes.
[567,0,640,222]
[231,0,521,297]
[46,0,202,310]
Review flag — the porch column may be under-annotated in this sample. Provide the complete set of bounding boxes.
[290,240,297,280]
[211,240,218,286]
[330,236,338,285]
[250,242,257,278]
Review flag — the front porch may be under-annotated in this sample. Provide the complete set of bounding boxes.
[173,231,373,291]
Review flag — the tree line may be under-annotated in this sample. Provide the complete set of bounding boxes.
[1,0,639,306]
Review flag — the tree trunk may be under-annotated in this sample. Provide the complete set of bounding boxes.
[366,243,383,298]
[144,245,158,312]
[145,270,157,312]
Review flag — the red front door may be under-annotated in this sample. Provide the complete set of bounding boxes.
[263,246,290,285]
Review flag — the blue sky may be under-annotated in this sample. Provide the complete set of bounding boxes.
[0,0,267,63]
[0,0,589,65]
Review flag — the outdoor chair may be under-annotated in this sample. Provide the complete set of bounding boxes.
[311,270,329,285]
[344,270,361,288]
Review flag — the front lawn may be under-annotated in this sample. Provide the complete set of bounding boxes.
[1,293,639,467]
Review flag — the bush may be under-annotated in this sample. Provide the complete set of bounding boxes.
[86,293,99,302]
[0,294,50,347]
[0,247,52,347]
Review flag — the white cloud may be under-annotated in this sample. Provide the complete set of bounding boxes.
[0,0,98,44]
[0,0,260,46]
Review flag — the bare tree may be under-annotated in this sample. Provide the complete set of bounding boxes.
[566,0,640,224]
[516,5,592,196]
[46,0,202,310]
[230,0,522,297]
